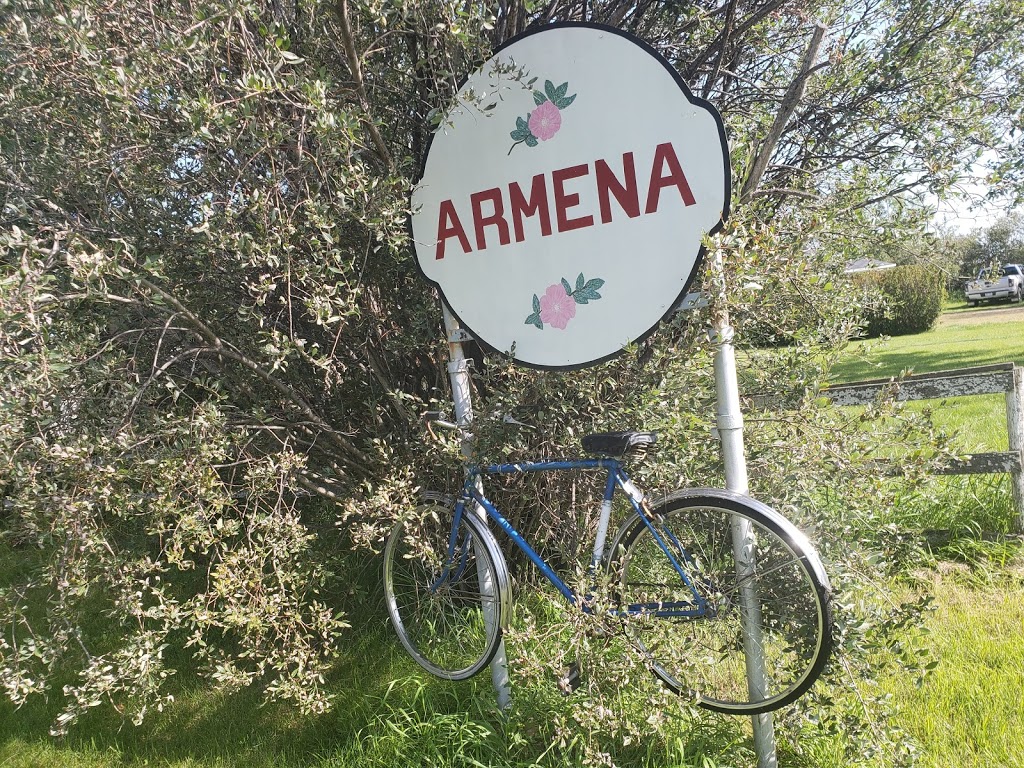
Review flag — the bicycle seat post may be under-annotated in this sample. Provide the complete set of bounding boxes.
[591,468,619,570]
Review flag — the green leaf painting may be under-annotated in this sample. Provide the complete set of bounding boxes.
[508,77,577,153]
[525,274,605,330]
[525,293,544,329]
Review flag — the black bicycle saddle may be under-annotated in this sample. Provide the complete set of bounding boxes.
[580,431,657,457]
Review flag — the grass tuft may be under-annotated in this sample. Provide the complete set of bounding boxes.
[885,573,1024,768]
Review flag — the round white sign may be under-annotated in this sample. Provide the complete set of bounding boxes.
[411,23,730,370]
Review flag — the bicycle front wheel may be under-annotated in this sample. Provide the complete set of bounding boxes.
[384,502,509,680]
[607,488,833,714]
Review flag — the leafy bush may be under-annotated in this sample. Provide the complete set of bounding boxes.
[856,265,946,337]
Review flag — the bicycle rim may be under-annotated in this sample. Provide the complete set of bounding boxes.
[608,489,832,714]
[384,503,509,680]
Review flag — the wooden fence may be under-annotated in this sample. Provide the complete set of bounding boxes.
[822,362,1024,533]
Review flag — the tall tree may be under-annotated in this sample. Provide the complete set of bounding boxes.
[956,212,1024,277]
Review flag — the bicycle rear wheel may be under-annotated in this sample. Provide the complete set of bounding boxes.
[607,488,832,714]
[384,501,509,680]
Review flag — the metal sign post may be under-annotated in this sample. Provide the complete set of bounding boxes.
[441,304,512,711]
[709,253,778,768]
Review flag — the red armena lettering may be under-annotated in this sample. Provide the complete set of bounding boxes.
[509,174,552,242]
[435,200,471,260]
[645,142,696,214]
[596,152,640,224]
[552,164,595,233]
[470,188,510,251]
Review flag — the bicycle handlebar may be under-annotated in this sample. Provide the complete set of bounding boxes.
[423,411,460,431]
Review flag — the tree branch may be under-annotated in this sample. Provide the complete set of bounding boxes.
[702,0,737,100]
[131,277,370,468]
[335,0,395,173]
[741,22,828,204]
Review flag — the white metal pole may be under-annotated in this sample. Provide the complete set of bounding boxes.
[709,253,778,768]
[441,304,512,710]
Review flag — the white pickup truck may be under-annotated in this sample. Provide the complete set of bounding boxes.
[965,264,1024,306]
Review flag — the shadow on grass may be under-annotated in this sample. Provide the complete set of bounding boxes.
[0,613,418,767]
[0,608,776,768]
[831,344,1020,383]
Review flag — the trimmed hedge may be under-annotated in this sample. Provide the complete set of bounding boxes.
[855,264,945,337]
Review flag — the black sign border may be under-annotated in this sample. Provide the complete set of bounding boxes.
[410,20,732,371]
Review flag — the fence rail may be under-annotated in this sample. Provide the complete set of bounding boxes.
[823,362,1016,405]
[821,362,1024,533]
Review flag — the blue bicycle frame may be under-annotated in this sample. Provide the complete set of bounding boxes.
[445,458,710,619]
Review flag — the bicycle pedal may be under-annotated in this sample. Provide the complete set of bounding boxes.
[557,661,582,695]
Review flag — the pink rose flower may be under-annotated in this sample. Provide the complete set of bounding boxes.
[539,283,576,329]
[528,100,562,141]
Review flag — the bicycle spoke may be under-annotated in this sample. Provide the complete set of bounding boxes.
[384,505,507,680]
[609,493,831,714]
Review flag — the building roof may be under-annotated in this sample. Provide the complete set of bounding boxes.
[844,258,898,274]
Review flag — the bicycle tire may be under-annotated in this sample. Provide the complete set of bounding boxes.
[606,488,833,714]
[383,501,510,680]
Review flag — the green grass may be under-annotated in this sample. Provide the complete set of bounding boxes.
[831,307,1024,767]
[829,306,1021,533]
[8,577,1020,768]
[849,303,1019,447]
[0,622,518,768]
[886,572,1024,768]
[831,310,1024,384]
[0,559,780,768]
[0,608,775,768]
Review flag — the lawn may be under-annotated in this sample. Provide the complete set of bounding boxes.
[831,304,1024,383]
[830,303,1023,455]
[831,303,1024,768]
[0,596,539,768]
[887,571,1024,768]
[824,302,1022,535]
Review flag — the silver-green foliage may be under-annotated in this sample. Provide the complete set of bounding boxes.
[0,0,460,732]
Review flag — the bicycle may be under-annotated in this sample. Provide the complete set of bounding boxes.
[383,426,833,714]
